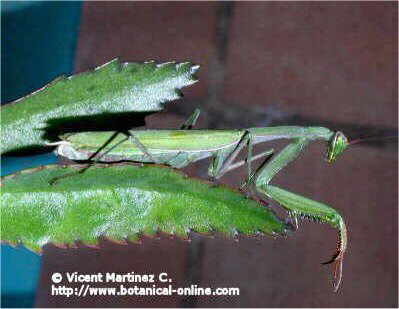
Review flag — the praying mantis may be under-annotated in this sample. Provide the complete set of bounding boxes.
[48,108,349,292]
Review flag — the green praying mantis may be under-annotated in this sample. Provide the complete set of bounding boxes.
[47,108,349,292]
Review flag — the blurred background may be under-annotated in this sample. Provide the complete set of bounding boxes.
[1,1,397,307]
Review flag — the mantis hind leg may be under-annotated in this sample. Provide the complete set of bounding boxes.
[124,132,161,164]
[49,132,128,185]
[180,108,201,130]
[251,138,347,292]
[125,109,202,168]
[123,108,201,166]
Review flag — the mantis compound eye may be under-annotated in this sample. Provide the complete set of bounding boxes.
[327,131,348,163]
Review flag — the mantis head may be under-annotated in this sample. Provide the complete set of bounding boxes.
[327,131,349,163]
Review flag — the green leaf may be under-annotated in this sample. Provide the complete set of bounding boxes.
[1,164,288,253]
[1,59,199,154]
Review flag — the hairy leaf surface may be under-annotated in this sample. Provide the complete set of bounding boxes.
[1,59,199,154]
[1,164,288,253]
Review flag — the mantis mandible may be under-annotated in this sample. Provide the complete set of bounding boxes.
[48,109,349,292]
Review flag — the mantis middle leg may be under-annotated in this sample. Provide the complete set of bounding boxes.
[209,130,274,181]
[124,108,203,164]
[49,132,128,185]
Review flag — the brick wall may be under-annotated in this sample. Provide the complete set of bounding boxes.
[36,2,398,307]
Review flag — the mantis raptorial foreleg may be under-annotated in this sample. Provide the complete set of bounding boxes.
[249,138,347,292]
[285,211,299,230]
[51,120,350,291]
